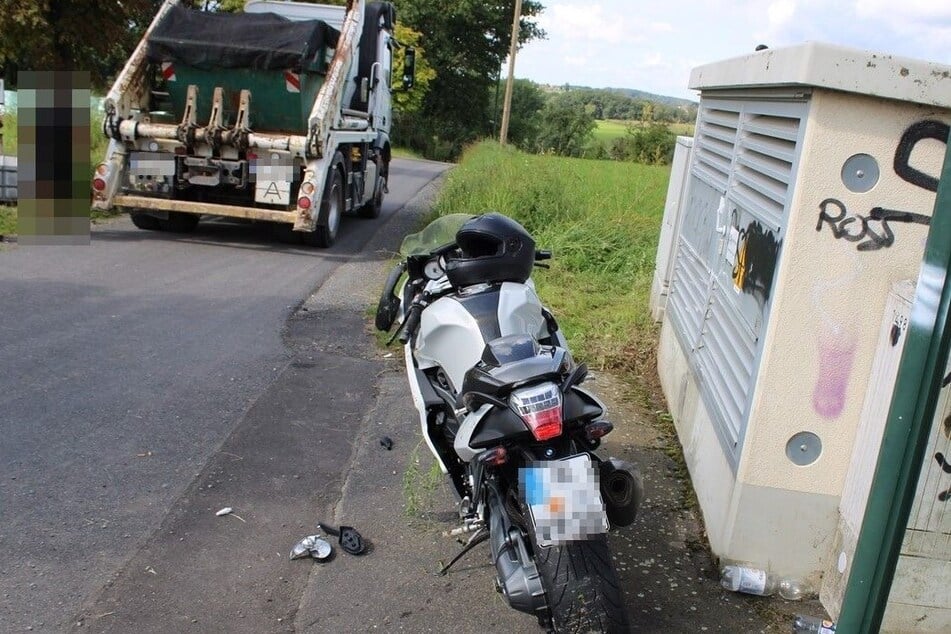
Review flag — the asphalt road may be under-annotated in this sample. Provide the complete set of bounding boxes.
[0,158,450,633]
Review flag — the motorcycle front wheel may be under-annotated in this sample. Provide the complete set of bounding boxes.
[529,527,631,633]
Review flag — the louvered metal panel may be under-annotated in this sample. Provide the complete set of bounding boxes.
[732,110,800,230]
[696,285,758,446]
[693,105,739,192]
[667,239,709,349]
[666,96,808,467]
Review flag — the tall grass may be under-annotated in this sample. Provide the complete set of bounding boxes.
[1,109,16,156]
[430,141,670,393]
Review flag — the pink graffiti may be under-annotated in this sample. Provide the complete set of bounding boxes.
[813,337,858,419]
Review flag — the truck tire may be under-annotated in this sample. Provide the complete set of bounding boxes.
[159,212,200,233]
[130,211,161,231]
[311,153,345,248]
[529,527,630,633]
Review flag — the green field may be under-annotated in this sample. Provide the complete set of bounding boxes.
[430,141,670,394]
[592,119,695,147]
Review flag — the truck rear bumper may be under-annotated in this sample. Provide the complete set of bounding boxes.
[113,195,299,225]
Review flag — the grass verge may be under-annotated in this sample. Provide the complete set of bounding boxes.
[0,206,14,236]
[402,440,444,520]
[429,141,670,406]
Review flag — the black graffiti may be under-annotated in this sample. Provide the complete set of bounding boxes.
[816,198,931,251]
[894,120,950,193]
[732,220,781,304]
[936,453,951,502]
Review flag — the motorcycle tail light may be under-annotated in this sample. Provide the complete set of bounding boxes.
[510,382,563,441]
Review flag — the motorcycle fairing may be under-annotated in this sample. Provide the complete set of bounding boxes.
[414,283,548,392]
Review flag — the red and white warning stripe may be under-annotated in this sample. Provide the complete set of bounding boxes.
[284,70,301,93]
[161,61,176,81]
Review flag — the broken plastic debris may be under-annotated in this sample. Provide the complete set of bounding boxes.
[383,352,393,358]
[319,522,367,555]
[290,535,333,561]
[215,507,246,522]
[380,436,393,450]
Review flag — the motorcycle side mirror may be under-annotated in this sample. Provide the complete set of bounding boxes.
[561,362,588,391]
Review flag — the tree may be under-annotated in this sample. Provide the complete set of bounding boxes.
[610,123,675,165]
[0,0,159,89]
[494,78,544,150]
[534,100,595,157]
[395,0,544,157]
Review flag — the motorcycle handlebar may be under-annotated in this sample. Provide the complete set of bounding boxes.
[398,303,423,344]
[535,250,552,261]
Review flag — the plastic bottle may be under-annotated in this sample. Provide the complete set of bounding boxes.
[778,577,808,601]
[793,614,836,633]
[720,565,778,596]
[720,565,809,600]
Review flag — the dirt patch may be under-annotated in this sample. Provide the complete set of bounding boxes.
[588,370,824,632]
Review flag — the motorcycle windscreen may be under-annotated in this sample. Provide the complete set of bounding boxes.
[520,454,608,546]
[399,213,474,256]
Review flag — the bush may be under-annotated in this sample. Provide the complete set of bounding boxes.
[610,123,676,165]
[532,100,595,158]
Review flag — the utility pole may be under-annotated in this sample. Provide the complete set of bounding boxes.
[499,0,522,145]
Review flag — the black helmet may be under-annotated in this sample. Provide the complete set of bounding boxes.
[444,213,536,288]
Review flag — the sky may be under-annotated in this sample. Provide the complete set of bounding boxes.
[516,0,951,101]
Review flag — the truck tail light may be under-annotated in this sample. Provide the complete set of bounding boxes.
[510,382,563,441]
[92,178,106,192]
[297,196,312,209]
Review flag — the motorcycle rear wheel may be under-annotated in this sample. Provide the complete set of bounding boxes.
[529,529,631,633]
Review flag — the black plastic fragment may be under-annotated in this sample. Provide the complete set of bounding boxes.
[380,436,394,450]
[338,526,367,555]
[318,522,367,555]
[318,522,339,536]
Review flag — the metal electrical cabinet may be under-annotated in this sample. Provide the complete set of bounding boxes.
[655,42,951,583]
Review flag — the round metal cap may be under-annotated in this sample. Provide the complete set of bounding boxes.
[310,537,333,561]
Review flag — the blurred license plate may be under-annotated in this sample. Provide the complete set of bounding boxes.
[522,454,607,546]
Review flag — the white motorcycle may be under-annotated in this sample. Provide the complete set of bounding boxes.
[376,213,642,633]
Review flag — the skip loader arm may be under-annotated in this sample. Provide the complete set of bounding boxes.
[307,0,365,159]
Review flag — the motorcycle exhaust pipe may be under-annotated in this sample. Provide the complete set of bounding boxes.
[599,457,644,528]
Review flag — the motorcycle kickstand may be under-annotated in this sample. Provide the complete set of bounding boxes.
[437,526,489,576]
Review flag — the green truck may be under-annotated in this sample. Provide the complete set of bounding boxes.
[91,0,413,247]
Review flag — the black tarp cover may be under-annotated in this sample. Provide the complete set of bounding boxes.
[146,5,340,72]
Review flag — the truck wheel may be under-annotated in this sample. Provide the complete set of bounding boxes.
[159,212,200,233]
[130,211,161,231]
[311,153,345,248]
